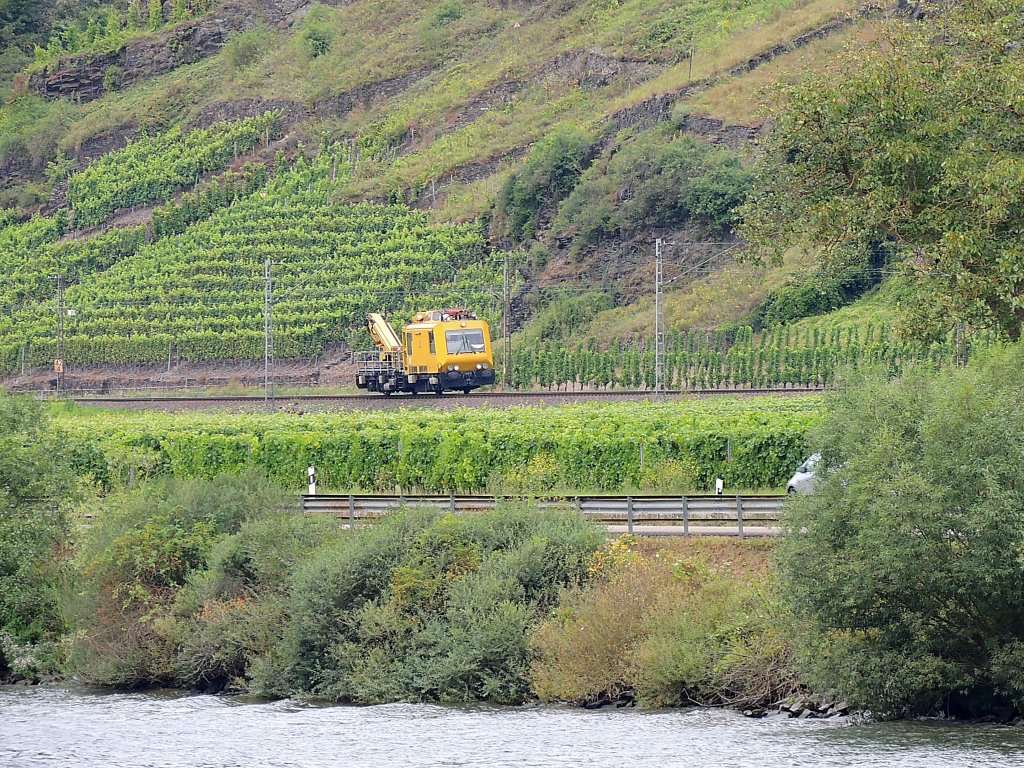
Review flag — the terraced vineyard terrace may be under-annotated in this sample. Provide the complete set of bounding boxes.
[0,215,147,309]
[66,112,280,229]
[0,147,499,371]
[57,397,820,493]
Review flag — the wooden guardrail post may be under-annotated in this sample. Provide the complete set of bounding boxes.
[575,496,582,515]
[736,495,744,539]
[348,494,355,523]
[682,495,689,536]
[450,492,456,514]
[627,495,634,534]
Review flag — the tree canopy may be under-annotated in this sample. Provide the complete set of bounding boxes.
[739,0,1024,340]
[779,345,1024,718]
[0,393,72,652]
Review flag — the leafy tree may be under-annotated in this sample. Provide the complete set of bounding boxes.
[739,0,1024,340]
[0,0,40,50]
[779,345,1024,717]
[0,394,72,653]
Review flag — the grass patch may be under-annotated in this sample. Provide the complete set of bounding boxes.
[782,280,905,337]
[530,249,812,346]
[607,0,860,112]
[689,22,878,124]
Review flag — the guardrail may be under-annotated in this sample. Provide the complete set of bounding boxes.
[300,493,786,538]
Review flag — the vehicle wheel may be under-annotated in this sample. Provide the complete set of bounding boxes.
[382,390,393,397]
[787,486,796,495]
[462,388,472,394]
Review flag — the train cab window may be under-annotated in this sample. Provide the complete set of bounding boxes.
[406,333,413,357]
[445,329,486,354]
[429,331,436,354]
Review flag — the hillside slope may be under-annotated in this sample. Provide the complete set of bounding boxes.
[0,0,891,390]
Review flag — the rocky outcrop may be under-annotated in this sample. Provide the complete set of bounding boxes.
[540,223,737,302]
[680,114,766,151]
[408,147,528,211]
[44,181,69,214]
[29,48,121,103]
[188,65,436,131]
[609,92,678,133]
[605,10,871,136]
[445,80,522,132]
[29,5,259,103]
[26,1,358,104]
[69,125,141,164]
[194,98,306,129]
[313,67,438,120]
[0,153,45,192]
[535,49,659,90]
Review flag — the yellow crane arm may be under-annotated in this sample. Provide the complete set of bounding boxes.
[366,313,402,352]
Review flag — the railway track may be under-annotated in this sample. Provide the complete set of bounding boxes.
[67,387,824,410]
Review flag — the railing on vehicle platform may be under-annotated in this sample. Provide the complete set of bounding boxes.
[353,350,403,374]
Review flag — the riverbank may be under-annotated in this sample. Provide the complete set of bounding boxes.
[3,483,799,711]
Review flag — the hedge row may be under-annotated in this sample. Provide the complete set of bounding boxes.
[55,399,820,493]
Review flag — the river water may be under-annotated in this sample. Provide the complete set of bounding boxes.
[3,686,1024,767]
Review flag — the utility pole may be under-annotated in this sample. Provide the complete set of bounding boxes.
[264,259,275,409]
[955,322,968,367]
[503,253,513,389]
[50,274,65,398]
[654,239,665,395]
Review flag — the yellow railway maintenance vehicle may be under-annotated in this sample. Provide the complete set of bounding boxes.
[355,309,496,395]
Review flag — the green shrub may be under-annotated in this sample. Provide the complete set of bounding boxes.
[497,126,598,240]
[0,393,73,650]
[554,127,751,243]
[70,472,291,687]
[0,506,68,645]
[519,291,614,347]
[432,2,466,26]
[171,513,339,692]
[222,28,266,70]
[302,25,331,58]
[750,250,889,329]
[778,344,1024,718]
[267,506,602,703]
[201,513,340,597]
[103,64,122,92]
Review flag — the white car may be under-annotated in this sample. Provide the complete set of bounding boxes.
[787,453,821,494]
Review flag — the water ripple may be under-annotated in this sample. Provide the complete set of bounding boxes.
[2,686,1023,768]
